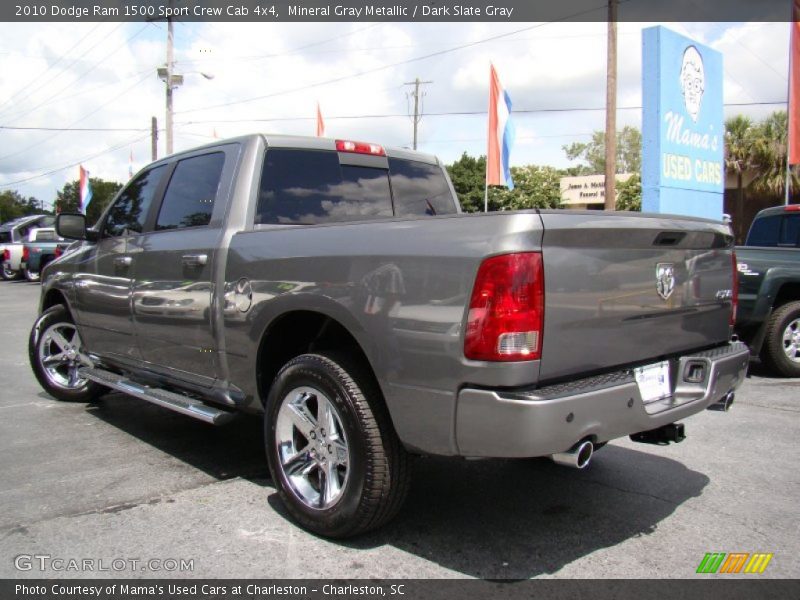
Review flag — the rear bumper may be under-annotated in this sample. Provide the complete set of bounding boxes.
[455,341,750,457]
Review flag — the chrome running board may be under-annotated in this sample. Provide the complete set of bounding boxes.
[79,367,236,425]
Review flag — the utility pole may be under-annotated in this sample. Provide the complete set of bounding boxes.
[404,77,432,150]
[604,0,618,210]
[157,11,183,157]
[151,116,158,161]
[166,17,174,156]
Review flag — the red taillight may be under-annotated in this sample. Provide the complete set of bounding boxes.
[731,251,739,326]
[784,204,800,211]
[2,249,9,261]
[55,246,63,258]
[335,139,386,156]
[464,252,544,362]
[22,246,29,261]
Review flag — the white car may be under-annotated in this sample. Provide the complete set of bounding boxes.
[0,215,54,280]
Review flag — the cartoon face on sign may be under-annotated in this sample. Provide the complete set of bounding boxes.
[680,46,705,122]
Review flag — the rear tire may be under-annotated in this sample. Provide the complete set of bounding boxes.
[760,301,800,378]
[1,262,18,281]
[265,351,409,538]
[29,305,104,402]
[24,267,40,282]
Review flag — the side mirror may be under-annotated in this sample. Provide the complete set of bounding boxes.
[56,213,88,241]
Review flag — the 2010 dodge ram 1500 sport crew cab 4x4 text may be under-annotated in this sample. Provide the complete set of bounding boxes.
[29,134,749,537]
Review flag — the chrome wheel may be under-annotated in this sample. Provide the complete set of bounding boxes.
[783,317,800,364]
[275,386,350,510]
[1,262,16,280]
[37,322,89,390]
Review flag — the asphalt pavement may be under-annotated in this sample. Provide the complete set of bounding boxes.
[0,279,798,579]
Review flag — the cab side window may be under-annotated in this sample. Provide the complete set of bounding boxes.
[104,165,166,237]
[156,153,225,231]
[388,158,458,217]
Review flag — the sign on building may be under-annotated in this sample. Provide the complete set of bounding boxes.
[560,174,632,208]
[642,27,724,219]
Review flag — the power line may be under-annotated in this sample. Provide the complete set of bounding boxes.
[2,100,784,136]
[0,133,152,188]
[0,21,107,114]
[175,100,786,126]
[0,22,127,122]
[177,21,381,66]
[175,30,640,66]
[176,2,617,116]
[0,125,150,132]
[0,23,149,125]
[0,72,152,162]
[0,67,154,124]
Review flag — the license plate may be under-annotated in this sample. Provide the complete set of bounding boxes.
[634,361,671,403]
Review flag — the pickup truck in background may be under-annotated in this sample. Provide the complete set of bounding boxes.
[29,134,749,537]
[20,227,67,282]
[0,214,55,280]
[735,204,800,377]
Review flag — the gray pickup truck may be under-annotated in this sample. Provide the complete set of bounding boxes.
[735,204,800,377]
[29,134,748,537]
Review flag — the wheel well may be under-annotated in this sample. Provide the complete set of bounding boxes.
[42,289,68,313]
[774,283,800,310]
[257,311,375,406]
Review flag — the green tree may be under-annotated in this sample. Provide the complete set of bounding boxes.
[446,153,487,212]
[446,153,564,212]
[494,165,563,210]
[55,178,123,226]
[563,126,642,174]
[0,190,45,223]
[616,173,641,211]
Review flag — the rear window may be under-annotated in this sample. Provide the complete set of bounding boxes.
[747,214,800,247]
[747,215,781,246]
[780,214,799,246]
[0,232,10,243]
[256,149,393,225]
[388,158,457,217]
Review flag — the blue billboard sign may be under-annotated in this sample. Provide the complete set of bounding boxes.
[642,27,724,220]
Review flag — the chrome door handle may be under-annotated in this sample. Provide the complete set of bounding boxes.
[114,256,132,267]
[182,253,208,267]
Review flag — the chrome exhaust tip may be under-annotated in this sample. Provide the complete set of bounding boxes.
[707,392,735,412]
[551,440,594,469]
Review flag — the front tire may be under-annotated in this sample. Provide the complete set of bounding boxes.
[761,301,800,378]
[265,352,409,538]
[29,305,103,402]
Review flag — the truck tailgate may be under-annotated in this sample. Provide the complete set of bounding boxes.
[538,211,734,382]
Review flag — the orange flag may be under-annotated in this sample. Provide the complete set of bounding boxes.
[316,102,325,137]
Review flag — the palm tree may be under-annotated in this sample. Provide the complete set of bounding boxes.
[751,111,799,198]
[724,115,755,240]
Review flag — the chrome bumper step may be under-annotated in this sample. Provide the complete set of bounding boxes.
[79,367,236,425]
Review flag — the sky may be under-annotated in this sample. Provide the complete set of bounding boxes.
[0,19,791,210]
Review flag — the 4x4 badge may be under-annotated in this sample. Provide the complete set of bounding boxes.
[656,263,675,300]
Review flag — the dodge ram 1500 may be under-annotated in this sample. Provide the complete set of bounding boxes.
[29,134,748,537]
